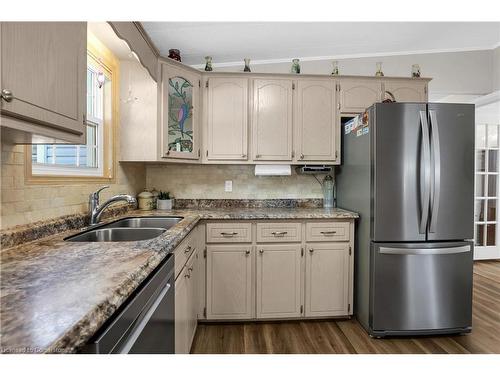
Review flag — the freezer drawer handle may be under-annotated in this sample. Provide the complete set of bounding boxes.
[118,282,172,354]
[379,246,470,255]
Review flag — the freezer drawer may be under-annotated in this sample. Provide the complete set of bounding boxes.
[370,241,473,336]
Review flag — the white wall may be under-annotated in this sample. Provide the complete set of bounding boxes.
[493,47,500,92]
[214,49,496,100]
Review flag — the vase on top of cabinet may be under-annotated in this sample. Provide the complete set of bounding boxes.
[160,62,201,160]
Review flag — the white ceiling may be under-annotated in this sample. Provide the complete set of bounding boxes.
[141,22,500,66]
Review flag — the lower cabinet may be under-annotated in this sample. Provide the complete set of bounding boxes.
[256,244,302,318]
[206,245,253,319]
[203,220,355,321]
[174,236,200,353]
[305,243,350,317]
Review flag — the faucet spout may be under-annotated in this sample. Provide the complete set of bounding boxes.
[89,187,137,226]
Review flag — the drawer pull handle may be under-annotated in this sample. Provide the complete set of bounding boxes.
[184,246,192,253]
[220,232,238,236]
[271,231,288,236]
[320,231,337,235]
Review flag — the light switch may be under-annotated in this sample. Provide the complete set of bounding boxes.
[224,180,233,192]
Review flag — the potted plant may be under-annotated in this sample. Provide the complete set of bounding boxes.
[157,191,174,210]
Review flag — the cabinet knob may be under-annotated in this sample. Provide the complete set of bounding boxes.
[184,246,192,253]
[259,249,264,254]
[242,154,247,158]
[1,89,13,103]
[309,248,314,253]
[245,250,250,255]
[300,153,304,160]
[188,266,193,272]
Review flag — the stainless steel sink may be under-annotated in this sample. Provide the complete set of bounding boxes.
[66,228,167,242]
[102,216,183,230]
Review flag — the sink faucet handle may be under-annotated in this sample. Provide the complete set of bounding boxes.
[90,185,110,204]
[95,185,110,195]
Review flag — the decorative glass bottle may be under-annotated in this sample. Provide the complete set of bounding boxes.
[331,60,339,75]
[322,175,335,208]
[291,58,301,74]
[244,58,251,72]
[375,62,384,77]
[411,64,421,78]
[204,56,213,72]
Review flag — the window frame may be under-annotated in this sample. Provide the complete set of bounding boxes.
[25,33,118,184]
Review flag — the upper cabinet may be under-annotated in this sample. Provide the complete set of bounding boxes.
[205,77,248,161]
[295,79,339,162]
[339,78,383,113]
[0,22,87,143]
[160,62,201,160]
[383,79,428,103]
[252,79,293,161]
[121,56,431,165]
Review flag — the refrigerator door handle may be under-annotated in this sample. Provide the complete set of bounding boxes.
[379,245,470,255]
[429,110,441,233]
[419,110,431,234]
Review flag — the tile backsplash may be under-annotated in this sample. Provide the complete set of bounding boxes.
[0,141,145,230]
[146,164,324,199]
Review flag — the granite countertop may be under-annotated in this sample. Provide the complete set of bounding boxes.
[0,207,358,353]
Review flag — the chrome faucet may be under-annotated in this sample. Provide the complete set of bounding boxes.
[89,186,137,226]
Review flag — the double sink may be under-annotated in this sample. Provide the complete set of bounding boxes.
[65,217,183,242]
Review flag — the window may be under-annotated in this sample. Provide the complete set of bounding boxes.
[474,123,499,251]
[27,36,117,182]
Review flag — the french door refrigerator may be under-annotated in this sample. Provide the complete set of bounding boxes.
[336,102,474,337]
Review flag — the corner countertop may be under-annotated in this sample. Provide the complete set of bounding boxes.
[0,207,357,353]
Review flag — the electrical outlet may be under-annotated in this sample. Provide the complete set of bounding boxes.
[224,180,233,192]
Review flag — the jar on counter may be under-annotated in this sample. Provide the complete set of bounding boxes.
[150,188,159,209]
[138,191,154,211]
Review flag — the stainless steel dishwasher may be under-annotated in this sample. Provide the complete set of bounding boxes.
[83,254,175,353]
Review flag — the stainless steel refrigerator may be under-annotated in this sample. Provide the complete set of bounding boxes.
[336,102,474,337]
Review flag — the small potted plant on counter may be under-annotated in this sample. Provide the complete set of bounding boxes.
[157,191,174,210]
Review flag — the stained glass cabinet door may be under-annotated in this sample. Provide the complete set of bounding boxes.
[161,63,200,160]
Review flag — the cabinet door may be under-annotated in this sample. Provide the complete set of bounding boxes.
[207,77,248,160]
[206,245,253,319]
[295,80,339,162]
[195,225,206,319]
[1,22,86,135]
[256,244,302,318]
[161,63,200,160]
[186,250,198,348]
[175,266,189,353]
[383,80,428,102]
[340,79,382,113]
[305,243,350,317]
[252,79,293,161]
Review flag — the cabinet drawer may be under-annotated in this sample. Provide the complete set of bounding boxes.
[306,222,350,242]
[206,223,252,243]
[256,222,302,243]
[174,231,197,278]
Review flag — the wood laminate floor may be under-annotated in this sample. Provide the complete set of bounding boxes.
[191,260,500,354]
